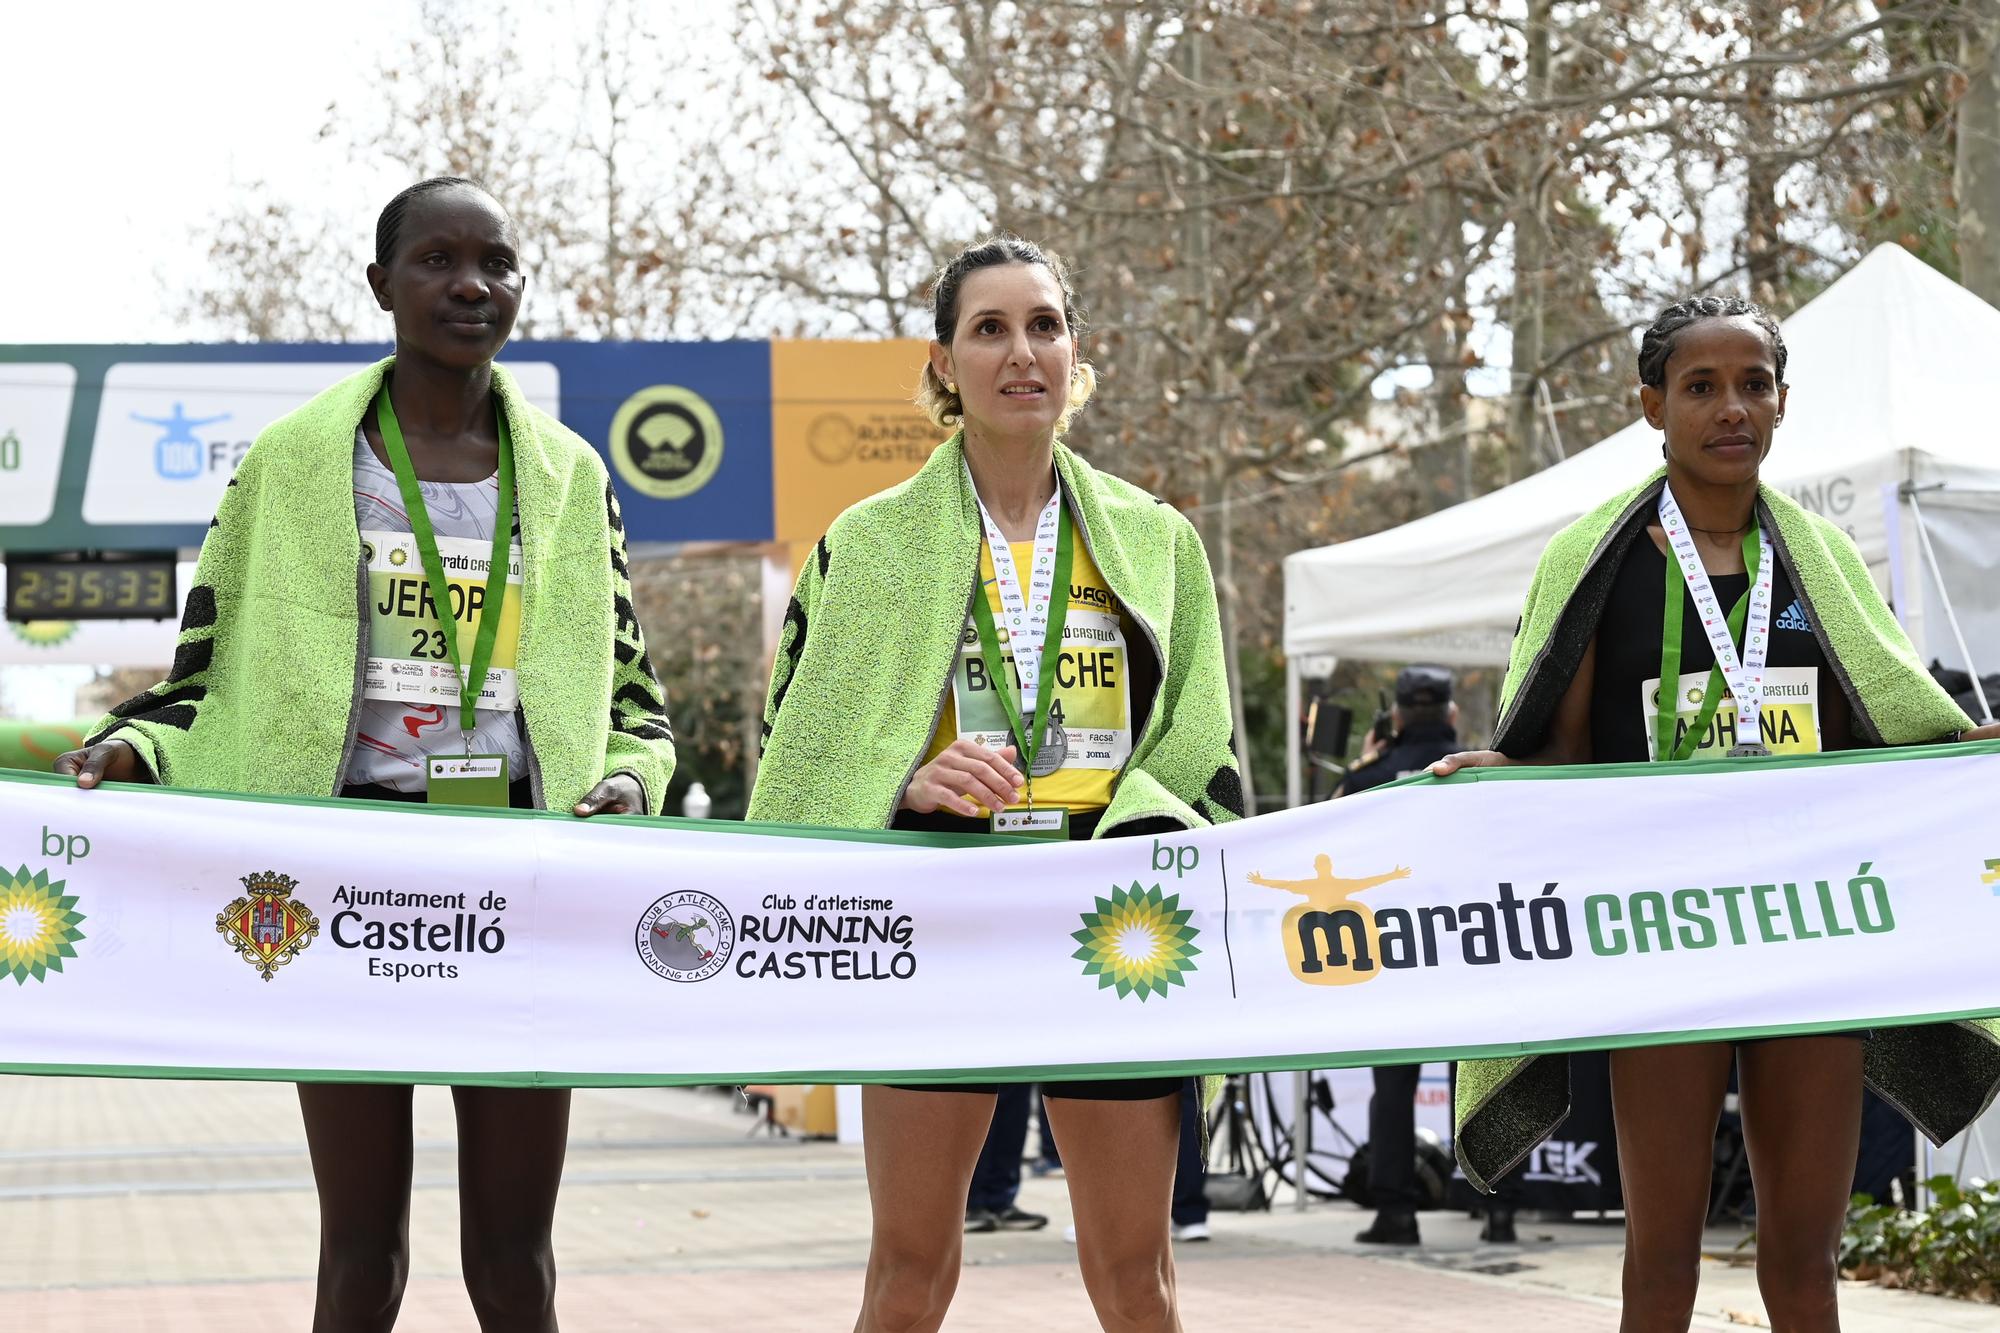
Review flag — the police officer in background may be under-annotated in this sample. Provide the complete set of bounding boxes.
[1342,667,1507,1245]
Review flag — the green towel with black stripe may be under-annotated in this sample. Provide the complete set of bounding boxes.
[88,357,675,813]
[747,432,1243,836]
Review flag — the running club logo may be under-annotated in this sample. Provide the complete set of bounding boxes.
[636,890,735,982]
[806,413,858,465]
[608,385,724,500]
[0,866,85,985]
[1251,855,1411,987]
[217,871,320,981]
[1071,883,1200,1001]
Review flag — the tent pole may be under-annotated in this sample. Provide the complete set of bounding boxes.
[1294,1069,1311,1212]
[1882,482,1913,638]
[1906,487,1996,723]
[1285,656,1303,810]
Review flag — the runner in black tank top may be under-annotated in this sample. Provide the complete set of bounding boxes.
[1591,536,1849,762]
[1430,298,1871,1333]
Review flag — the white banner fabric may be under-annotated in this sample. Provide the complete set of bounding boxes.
[2,746,1997,1085]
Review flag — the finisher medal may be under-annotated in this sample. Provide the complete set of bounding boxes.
[969,463,1076,836]
[1030,721,1068,778]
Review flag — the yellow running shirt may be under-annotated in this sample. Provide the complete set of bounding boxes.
[921,534,1134,813]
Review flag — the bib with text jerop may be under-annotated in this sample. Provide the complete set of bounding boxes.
[344,389,523,804]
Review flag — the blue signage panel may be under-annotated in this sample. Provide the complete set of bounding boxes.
[0,342,777,552]
[531,340,773,544]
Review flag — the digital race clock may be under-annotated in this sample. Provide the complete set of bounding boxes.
[4,554,179,621]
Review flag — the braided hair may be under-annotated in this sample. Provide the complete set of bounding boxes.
[1637,295,1787,388]
[916,236,1095,430]
[373,176,495,266]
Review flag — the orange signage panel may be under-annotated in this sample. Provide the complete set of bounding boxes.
[771,339,942,548]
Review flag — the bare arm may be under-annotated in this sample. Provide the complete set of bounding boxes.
[1431,639,1596,775]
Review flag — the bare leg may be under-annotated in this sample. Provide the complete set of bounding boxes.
[1610,1043,1735,1332]
[854,1086,997,1333]
[453,1086,571,1332]
[1047,1091,1183,1333]
[1738,1038,1863,1333]
[299,1083,416,1333]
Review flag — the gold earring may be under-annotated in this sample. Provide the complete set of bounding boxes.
[947,380,958,394]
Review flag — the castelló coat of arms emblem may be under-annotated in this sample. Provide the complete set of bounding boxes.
[217,871,319,981]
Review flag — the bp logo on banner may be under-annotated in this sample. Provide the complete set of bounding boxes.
[636,890,735,982]
[0,865,85,985]
[1072,883,1199,1001]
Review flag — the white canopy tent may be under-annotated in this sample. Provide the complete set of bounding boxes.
[1283,244,2000,805]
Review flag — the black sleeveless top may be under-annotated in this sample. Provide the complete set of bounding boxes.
[1589,533,1837,763]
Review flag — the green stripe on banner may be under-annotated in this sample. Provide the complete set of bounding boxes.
[5,1006,2000,1088]
[8,736,1997,807]
[1373,736,2000,787]
[0,766,1017,848]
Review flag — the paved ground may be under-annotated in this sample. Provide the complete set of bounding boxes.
[1,1077,1995,1331]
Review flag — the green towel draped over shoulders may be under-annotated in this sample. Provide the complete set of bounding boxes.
[88,357,676,813]
[748,433,1243,837]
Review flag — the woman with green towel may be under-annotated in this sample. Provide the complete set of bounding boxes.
[748,236,1242,1332]
[1432,295,2000,1331]
[56,177,675,1332]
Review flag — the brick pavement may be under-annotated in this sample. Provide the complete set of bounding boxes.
[3,1078,1996,1331]
[6,1255,1628,1332]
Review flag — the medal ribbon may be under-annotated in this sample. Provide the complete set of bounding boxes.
[1655,484,1773,762]
[968,469,1075,801]
[375,383,516,752]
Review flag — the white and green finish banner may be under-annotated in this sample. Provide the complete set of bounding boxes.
[2,747,1998,1085]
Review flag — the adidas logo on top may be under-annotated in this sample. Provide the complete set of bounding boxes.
[1774,599,1812,633]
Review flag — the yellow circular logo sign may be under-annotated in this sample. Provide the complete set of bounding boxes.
[610,386,725,500]
[806,413,858,466]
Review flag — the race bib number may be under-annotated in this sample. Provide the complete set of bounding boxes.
[361,528,523,711]
[1642,665,1821,759]
[949,610,1133,775]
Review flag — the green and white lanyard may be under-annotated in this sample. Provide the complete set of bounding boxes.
[374,384,516,756]
[1656,484,1774,761]
[968,468,1075,809]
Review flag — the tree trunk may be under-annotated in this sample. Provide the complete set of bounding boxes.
[1416,192,1473,511]
[1744,0,1785,303]
[1180,27,1257,810]
[1506,0,1553,479]
[1960,0,2000,307]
